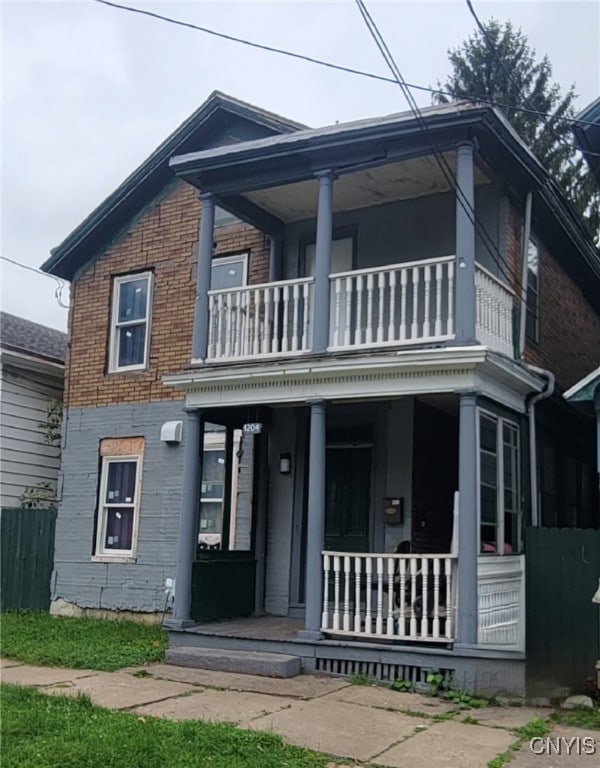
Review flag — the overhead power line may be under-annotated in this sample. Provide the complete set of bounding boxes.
[353,0,525,294]
[92,0,597,132]
[1,256,70,309]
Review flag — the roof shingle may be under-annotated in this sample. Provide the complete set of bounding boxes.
[0,312,66,364]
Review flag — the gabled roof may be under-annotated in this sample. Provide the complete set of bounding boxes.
[43,92,306,281]
[0,312,66,365]
[563,366,600,403]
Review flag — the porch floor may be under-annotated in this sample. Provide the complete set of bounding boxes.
[184,615,304,641]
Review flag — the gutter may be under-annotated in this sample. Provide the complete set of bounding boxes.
[525,365,555,526]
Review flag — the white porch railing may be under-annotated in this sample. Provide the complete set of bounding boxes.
[321,551,457,643]
[207,277,313,361]
[475,264,515,356]
[477,555,525,651]
[329,256,455,350]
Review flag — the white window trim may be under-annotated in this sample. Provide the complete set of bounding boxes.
[109,272,153,373]
[94,454,142,559]
[477,408,521,555]
[211,253,248,287]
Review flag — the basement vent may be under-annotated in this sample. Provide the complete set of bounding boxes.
[314,656,454,686]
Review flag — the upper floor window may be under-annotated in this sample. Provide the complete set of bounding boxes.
[95,455,142,557]
[109,273,152,372]
[479,411,521,555]
[210,253,247,290]
[525,238,539,344]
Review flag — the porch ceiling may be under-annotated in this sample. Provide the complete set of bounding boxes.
[243,154,492,223]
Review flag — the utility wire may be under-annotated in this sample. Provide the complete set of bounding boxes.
[353,0,526,293]
[1,256,70,309]
[92,0,598,133]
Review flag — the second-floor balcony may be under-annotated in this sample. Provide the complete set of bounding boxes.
[206,256,514,363]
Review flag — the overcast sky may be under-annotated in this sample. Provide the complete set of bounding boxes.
[2,0,599,331]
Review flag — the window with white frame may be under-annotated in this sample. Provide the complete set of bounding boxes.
[479,411,521,555]
[210,253,248,291]
[95,456,141,556]
[109,272,152,371]
[525,238,539,344]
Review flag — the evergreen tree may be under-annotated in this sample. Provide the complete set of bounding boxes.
[435,19,599,243]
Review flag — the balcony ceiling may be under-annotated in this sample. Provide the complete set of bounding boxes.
[243,153,492,223]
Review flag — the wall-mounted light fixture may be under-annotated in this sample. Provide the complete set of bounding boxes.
[279,452,292,475]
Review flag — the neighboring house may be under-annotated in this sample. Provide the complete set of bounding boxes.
[43,92,600,694]
[0,312,66,508]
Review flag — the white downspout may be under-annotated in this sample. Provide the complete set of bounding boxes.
[519,192,533,358]
[525,366,555,526]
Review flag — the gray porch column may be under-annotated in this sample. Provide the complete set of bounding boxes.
[298,399,327,639]
[164,409,203,629]
[456,392,479,646]
[455,142,476,344]
[191,192,215,361]
[268,234,283,282]
[313,171,335,353]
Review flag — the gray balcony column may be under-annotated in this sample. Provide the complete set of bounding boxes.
[268,234,283,282]
[313,171,335,353]
[298,399,327,639]
[191,192,216,361]
[455,391,479,646]
[455,142,477,344]
[163,409,204,629]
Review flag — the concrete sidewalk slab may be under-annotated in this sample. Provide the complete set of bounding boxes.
[43,671,194,710]
[463,705,551,730]
[510,726,599,767]
[1,663,97,687]
[246,697,425,762]
[128,664,350,699]
[133,688,292,725]
[375,720,516,767]
[323,685,459,714]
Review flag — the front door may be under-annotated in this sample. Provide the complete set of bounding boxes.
[325,446,371,552]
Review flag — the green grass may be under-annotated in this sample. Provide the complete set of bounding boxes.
[1,611,167,671]
[550,705,600,731]
[1,684,328,768]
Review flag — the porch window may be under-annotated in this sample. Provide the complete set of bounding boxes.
[479,412,521,554]
[210,253,248,290]
[95,456,141,557]
[525,238,539,344]
[109,272,152,372]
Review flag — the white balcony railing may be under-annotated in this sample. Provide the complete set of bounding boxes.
[321,551,457,643]
[477,555,525,651]
[329,256,455,350]
[207,277,313,361]
[475,264,515,356]
[205,258,515,362]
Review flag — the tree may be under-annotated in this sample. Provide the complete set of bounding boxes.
[20,400,63,510]
[435,19,599,243]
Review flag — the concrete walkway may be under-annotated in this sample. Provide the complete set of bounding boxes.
[1,657,597,767]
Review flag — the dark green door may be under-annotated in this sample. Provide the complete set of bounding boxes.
[325,447,371,552]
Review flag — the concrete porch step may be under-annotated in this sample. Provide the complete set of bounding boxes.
[165,646,302,678]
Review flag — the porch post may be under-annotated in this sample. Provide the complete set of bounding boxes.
[456,391,479,646]
[313,171,335,353]
[191,192,215,361]
[455,142,476,344]
[298,399,327,639]
[164,409,203,629]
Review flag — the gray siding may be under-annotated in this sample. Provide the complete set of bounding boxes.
[0,362,63,508]
[282,186,504,278]
[53,401,186,613]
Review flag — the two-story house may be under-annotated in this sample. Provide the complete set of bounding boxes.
[43,92,599,694]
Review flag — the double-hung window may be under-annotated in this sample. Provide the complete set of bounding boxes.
[95,456,141,557]
[479,411,521,554]
[525,238,539,344]
[109,273,152,372]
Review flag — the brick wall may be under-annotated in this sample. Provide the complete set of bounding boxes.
[66,182,269,408]
[506,206,600,392]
